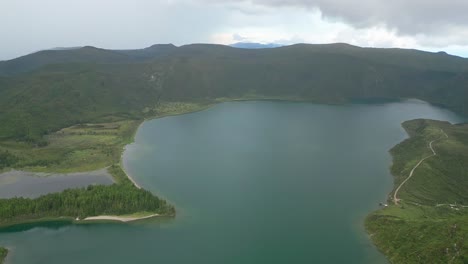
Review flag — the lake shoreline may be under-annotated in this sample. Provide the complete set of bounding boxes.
[83,213,160,222]
[364,119,468,263]
[363,124,411,263]
[0,212,166,230]
[1,99,464,263]
[0,102,215,231]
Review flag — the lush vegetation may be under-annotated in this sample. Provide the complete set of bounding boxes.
[0,103,207,227]
[1,43,468,143]
[1,43,468,261]
[0,102,210,174]
[0,119,140,173]
[366,119,468,263]
[0,150,18,170]
[0,247,7,264]
[0,165,174,227]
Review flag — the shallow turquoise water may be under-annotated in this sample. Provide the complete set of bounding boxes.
[0,100,464,264]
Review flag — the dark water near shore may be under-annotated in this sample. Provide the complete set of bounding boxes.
[0,100,464,264]
[0,169,113,198]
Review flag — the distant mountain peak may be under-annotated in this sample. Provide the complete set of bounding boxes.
[49,46,83,51]
[147,44,177,49]
[81,46,103,50]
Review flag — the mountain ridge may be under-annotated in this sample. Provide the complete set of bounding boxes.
[0,43,467,142]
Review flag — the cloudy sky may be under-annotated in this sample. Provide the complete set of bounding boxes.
[2,0,468,60]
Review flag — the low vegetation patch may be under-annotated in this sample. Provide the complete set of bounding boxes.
[0,102,211,174]
[0,119,140,173]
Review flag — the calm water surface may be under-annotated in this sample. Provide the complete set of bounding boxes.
[0,169,113,198]
[0,100,465,264]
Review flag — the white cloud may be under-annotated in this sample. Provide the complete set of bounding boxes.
[1,0,468,59]
[206,1,468,57]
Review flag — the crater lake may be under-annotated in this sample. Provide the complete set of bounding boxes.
[0,100,465,264]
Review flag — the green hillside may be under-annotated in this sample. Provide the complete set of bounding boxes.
[1,43,468,143]
[0,44,177,76]
[0,43,467,261]
[0,47,131,76]
[366,120,468,264]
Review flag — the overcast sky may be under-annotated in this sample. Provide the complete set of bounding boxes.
[2,0,468,60]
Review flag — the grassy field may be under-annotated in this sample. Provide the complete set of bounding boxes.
[0,120,139,173]
[0,101,211,175]
[366,119,468,263]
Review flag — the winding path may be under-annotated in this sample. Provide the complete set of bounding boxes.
[393,129,448,205]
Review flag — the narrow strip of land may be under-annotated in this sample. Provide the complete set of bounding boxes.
[126,172,141,189]
[393,130,447,205]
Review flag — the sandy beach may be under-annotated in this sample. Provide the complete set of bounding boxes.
[121,145,142,189]
[83,213,159,222]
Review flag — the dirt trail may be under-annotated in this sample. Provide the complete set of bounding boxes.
[393,130,447,205]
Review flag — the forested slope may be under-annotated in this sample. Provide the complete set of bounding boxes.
[1,43,467,143]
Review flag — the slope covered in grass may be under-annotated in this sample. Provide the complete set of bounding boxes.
[366,120,468,263]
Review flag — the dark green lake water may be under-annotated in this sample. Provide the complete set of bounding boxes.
[0,100,465,264]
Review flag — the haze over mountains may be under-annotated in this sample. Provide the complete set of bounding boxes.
[229,42,284,49]
[0,43,467,142]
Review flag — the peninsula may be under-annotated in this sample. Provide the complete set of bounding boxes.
[366,119,468,263]
[0,43,468,262]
